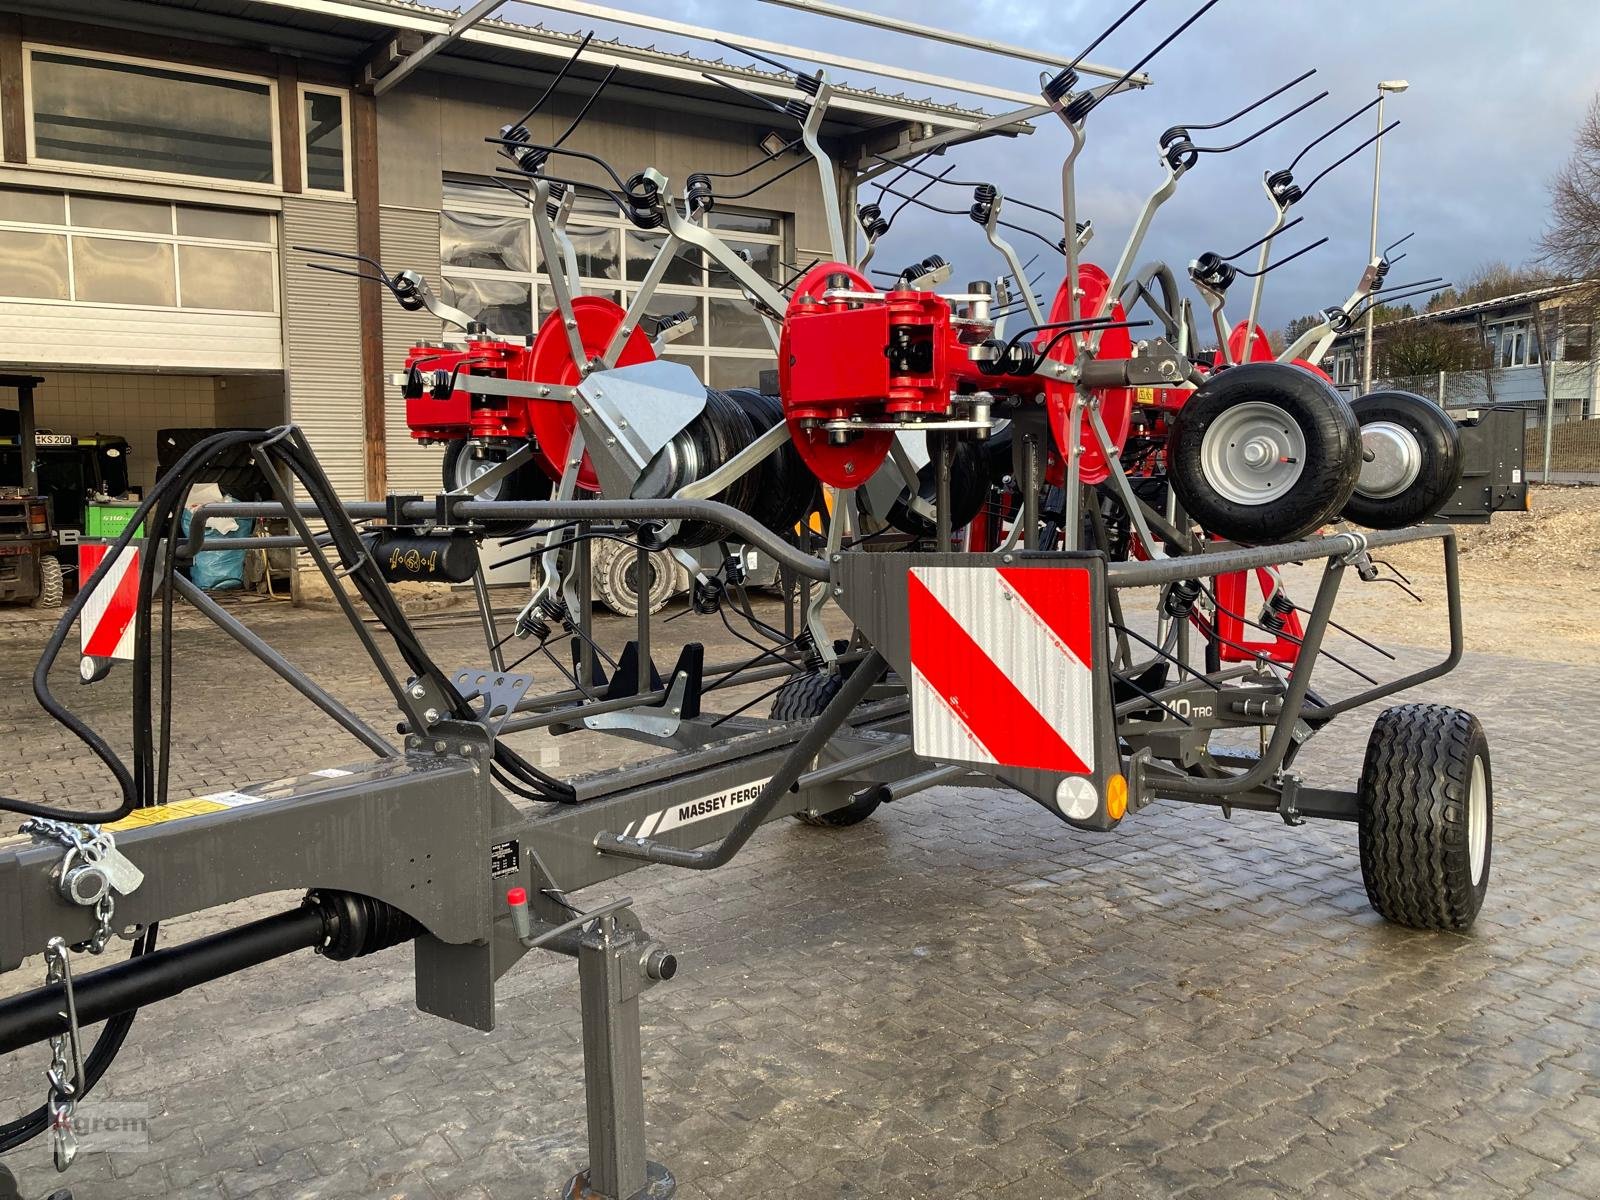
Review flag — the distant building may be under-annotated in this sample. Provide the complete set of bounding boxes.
[1324,281,1599,421]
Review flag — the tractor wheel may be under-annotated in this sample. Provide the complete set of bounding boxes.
[442,440,551,536]
[1340,391,1463,529]
[772,671,881,828]
[1357,703,1491,931]
[31,554,64,609]
[592,539,677,618]
[1168,363,1361,544]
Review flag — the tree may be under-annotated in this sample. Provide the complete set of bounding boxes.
[1280,312,1323,346]
[1426,262,1561,312]
[1374,321,1486,377]
[1538,95,1600,279]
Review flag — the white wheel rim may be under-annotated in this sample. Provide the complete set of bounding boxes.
[454,449,505,500]
[1468,755,1488,886]
[1355,420,1423,500]
[1200,401,1307,506]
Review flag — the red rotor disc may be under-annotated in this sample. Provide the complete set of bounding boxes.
[528,296,655,492]
[1042,264,1136,486]
[778,262,895,489]
[1224,320,1334,382]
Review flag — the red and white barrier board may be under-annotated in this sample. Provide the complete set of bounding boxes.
[907,565,1096,775]
[78,541,140,663]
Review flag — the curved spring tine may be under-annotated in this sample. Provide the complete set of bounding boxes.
[1080,0,1223,119]
[1289,96,1381,173]
[1301,120,1400,198]
[1232,236,1329,278]
[509,30,596,129]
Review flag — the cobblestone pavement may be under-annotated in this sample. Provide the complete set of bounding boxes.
[1,591,1598,1200]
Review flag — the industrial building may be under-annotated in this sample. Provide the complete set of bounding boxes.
[0,0,1013,508]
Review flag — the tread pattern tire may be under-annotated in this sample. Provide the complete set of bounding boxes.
[1341,390,1464,529]
[772,671,881,828]
[1357,703,1491,931]
[592,539,677,618]
[31,554,64,609]
[1168,362,1361,544]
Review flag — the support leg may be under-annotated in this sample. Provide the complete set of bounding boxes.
[564,917,675,1200]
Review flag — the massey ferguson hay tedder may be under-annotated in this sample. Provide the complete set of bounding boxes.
[2,5,1497,1197]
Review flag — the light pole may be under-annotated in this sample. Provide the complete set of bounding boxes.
[1362,80,1409,394]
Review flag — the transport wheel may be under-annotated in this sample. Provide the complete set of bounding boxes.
[1168,363,1361,544]
[772,671,881,828]
[1340,391,1464,529]
[1357,703,1491,931]
[31,554,64,609]
[442,439,552,536]
[592,538,677,618]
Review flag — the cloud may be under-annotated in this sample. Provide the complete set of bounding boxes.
[502,0,1600,328]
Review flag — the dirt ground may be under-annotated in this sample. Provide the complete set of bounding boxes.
[1302,484,1600,666]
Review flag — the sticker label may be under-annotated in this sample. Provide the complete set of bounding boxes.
[490,840,521,878]
[104,790,268,831]
[622,778,774,839]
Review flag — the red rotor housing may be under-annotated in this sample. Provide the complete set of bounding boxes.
[402,297,654,491]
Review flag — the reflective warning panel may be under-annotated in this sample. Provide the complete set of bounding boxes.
[907,565,1095,774]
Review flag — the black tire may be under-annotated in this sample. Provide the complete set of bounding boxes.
[592,539,677,618]
[1168,363,1361,544]
[442,440,552,536]
[30,554,64,609]
[1341,391,1463,529]
[1357,703,1492,931]
[772,671,881,828]
[887,440,993,538]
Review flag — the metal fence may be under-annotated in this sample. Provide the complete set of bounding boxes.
[1339,359,1600,480]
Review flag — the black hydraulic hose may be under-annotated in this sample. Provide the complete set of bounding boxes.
[0,909,323,1058]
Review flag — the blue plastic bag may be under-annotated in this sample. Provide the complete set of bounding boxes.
[179,503,255,592]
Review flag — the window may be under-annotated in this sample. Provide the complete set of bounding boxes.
[300,87,350,195]
[27,48,278,186]
[1563,319,1592,362]
[1484,318,1542,369]
[438,179,784,383]
[0,185,277,313]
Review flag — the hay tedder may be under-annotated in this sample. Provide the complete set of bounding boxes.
[2,5,1494,1197]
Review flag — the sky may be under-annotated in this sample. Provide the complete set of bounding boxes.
[496,0,1600,332]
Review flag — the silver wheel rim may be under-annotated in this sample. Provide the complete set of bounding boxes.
[1200,402,1307,505]
[1468,755,1488,886]
[1356,420,1423,500]
[453,447,505,500]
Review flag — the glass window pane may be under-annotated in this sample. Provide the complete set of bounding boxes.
[567,225,620,281]
[303,91,346,192]
[664,350,706,380]
[441,210,530,272]
[625,290,704,346]
[709,357,772,391]
[708,210,779,237]
[71,196,172,234]
[175,206,273,243]
[536,284,622,326]
[31,52,275,184]
[0,188,65,224]
[444,275,533,338]
[73,236,176,305]
[708,296,772,350]
[625,230,702,287]
[0,230,70,299]
[723,239,779,283]
[178,245,275,311]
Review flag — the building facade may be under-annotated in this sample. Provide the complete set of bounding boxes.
[1323,282,1600,422]
[0,0,998,504]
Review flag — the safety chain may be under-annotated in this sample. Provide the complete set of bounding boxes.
[22,819,146,1173]
[43,937,85,1171]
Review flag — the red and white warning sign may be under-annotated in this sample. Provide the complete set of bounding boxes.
[78,541,140,663]
[907,565,1095,775]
